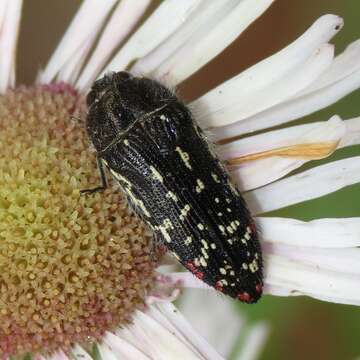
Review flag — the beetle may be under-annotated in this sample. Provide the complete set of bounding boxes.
[83,71,263,303]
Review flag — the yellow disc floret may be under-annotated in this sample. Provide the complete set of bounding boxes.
[0,84,156,357]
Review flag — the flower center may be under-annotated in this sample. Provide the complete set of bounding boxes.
[0,84,157,357]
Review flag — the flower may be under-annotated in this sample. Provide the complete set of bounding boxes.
[1,0,360,358]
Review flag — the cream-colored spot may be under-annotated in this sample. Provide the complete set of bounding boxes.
[194,258,200,267]
[197,223,205,231]
[249,259,259,273]
[154,218,174,243]
[195,178,205,193]
[217,212,223,217]
[124,188,151,218]
[242,263,248,270]
[150,166,163,183]
[230,270,235,276]
[200,257,207,267]
[231,221,238,231]
[175,147,192,169]
[218,225,226,234]
[220,279,228,286]
[226,226,234,234]
[123,139,129,146]
[226,198,231,204]
[227,239,233,245]
[245,233,251,241]
[201,239,209,249]
[179,204,191,221]
[185,236,192,245]
[210,243,216,249]
[215,197,220,203]
[166,191,178,202]
[211,173,220,183]
[226,208,232,213]
[219,268,226,275]
[201,248,209,259]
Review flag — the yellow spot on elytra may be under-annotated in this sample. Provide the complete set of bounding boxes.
[200,257,207,267]
[242,263,248,270]
[218,225,226,234]
[175,147,192,169]
[179,204,191,221]
[155,218,174,243]
[219,268,226,275]
[185,236,192,245]
[197,223,205,231]
[150,166,163,183]
[201,248,209,259]
[215,197,220,203]
[226,226,234,234]
[166,191,178,202]
[211,173,221,183]
[210,243,216,249]
[195,179,205,193]
[201,239,209,249]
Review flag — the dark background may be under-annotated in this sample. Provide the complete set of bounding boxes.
[18,1,360,359]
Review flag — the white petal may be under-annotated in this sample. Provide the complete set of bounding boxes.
[296,38,360,94]
[133,0,275,85]
[237,68,360,136]
[47,351,69,360]
[200,43,334,132]
[76,0,151,91]
[98,343,119,360]
[221,48,360,136]
[340,117,360,148]
[166,272,212,290]
[179,289,245,357]
[235,323,269,360]
[155,302,225,360]
[264,243,360,275]
[103,333,150,360]
[39,0,116,84]
[71,345,93,360]
[104,0,202,75]
[265,254,360,305]
[0,0,22,92]
[193,14,343,128]
[244,156,360,214]
[115,304,224,360]
[219,115,344,159]
[226,116,346,190]
[232,157,306,191]
[257,217,360,248]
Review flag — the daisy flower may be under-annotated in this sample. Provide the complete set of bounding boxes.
[0,0,359,359]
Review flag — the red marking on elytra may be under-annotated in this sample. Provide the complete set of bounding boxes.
[238,292,252,302]
[250,222,257,233]
[256,283,263,294]
[215,280,223,292]
[186,261,204,280]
